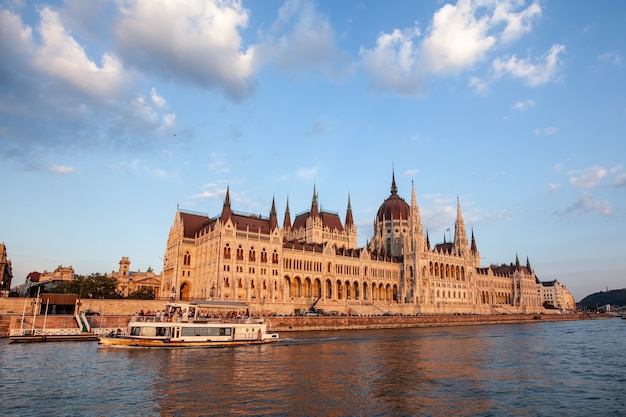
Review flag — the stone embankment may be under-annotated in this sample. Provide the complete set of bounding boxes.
[0,297,606,336]
[268,313,603,332]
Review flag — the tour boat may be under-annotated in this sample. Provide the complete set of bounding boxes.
[98,301,279,348]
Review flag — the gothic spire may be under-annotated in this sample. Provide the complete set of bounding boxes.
[311,183,319,218]
[391,167,398,196]
[221,185,232,222]
[269,196,278,231]
[283,197,291,230]
[471,228,478,254]
[453,196,469,255]
[345,193,354,227]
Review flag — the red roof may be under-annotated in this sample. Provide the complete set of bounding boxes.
[180,211,210,238]
[292,211,344,232]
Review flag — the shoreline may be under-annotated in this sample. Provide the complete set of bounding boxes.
[1,312,609,338]
[263,312,606,332]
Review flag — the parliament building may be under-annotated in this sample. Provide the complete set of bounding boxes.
[161,172,548,315]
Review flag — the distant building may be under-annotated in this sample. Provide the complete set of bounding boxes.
[160,172,548,315]
[23,266,76,295]
[538,279,576,312]
[0,243,13,297]
[109,257,161,298]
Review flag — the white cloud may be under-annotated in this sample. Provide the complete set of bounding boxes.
[162,113,176,128]
[296,167,318,180]
[492,0,542,43]
[513,99,535,110]
[598,52,621,65]
[492,43,565,86]
[48,165,76,174]
[359,0,546,96]
[546,182,561,192]
[114,0,256,101]
[360,27,424,95]
[614,173,626,187]
[34,7,128,98]
[258,0,349,80]
[150,87,166,107]
[554,155,573,172]
[468,76,489,93]
[404,169,420,177]
[0,6,177,163]
[569,166,607,189]
[557,192,613,217]
[421,0,495,73]
[534,126,558,136]
[207,152,229,173]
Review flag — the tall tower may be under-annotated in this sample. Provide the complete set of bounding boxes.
[371,170,410,258]
[453,197,470,257]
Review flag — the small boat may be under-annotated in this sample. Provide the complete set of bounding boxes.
[9,292,99,343]
[98,302,279,348]
[10,332,99,343]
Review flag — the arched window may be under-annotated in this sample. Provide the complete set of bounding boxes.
[272,250,279,264]
[249,247,256,262]
[223,245,231,259]
[261,249,268,263]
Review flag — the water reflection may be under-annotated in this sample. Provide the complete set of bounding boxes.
[2,319,625,416]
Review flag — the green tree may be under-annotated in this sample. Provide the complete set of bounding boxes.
[50,273,123,299]
[128,286,156,300]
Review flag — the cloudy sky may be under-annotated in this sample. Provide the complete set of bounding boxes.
[1,0,624,300]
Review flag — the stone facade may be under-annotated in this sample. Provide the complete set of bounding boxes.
[0,243,12,297]
[160,172,569,316]
[538,279,576,312]
[108,257,162,298]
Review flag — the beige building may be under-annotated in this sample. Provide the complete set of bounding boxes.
[40,265,75,282]
[161,173,553,316]
[538,279,576,312]
[109,257,162,298]
[0,243,12,297]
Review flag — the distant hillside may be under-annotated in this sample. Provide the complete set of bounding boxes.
[578,289,626,309]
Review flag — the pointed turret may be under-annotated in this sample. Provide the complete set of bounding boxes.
[269,196,278,231]
[453,197,470,256]
[345,194,354,227]
[470,228,478,254]
[409,180,424,252]
[221,185,232,223]
[283,198,291,230]
[526,256,532,274]
[515,253,521,270]
[391,168,398,196]
[311,184,319,219]
[426,230,431,250]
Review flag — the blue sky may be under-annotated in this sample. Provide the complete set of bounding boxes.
[1,0,625,301]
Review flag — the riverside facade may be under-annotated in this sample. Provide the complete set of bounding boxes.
[161,172,565,316]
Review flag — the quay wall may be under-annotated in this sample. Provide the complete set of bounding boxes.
[267,313,600,332]
[0,298,602,336]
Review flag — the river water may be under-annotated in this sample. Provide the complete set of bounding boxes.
[1,318,624,417]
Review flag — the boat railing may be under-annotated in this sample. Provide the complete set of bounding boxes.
[10,328,83,337]
[130,315,265,325]
[93,328,128,336]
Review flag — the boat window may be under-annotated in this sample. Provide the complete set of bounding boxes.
[141,327,157,337]
[156,327,168,337]
[131,327,141,336]
[180,327,232,337]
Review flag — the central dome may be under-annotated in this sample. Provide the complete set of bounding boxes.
[376,173,410,221]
